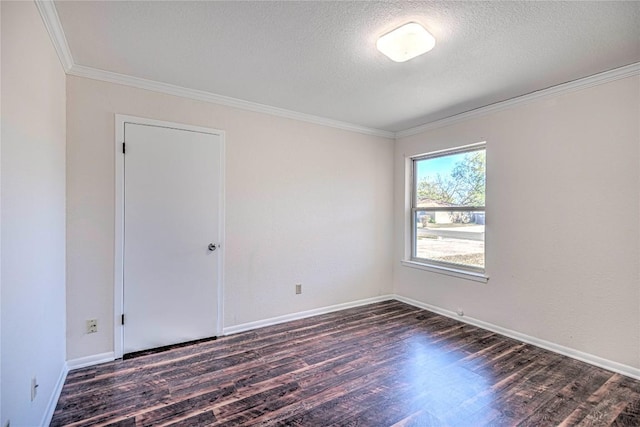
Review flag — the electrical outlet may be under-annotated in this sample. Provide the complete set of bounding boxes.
[86,319,98,333]
[31,377,38,401]
[295,284,302,294]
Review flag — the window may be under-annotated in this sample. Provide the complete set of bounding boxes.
[411,143,486,275]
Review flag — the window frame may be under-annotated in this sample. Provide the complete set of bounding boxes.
[409,142,486,277]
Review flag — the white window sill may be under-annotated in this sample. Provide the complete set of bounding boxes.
[401,260,489,283]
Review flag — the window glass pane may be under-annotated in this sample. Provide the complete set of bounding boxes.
[415,210,485,269]
[415,149,485,208]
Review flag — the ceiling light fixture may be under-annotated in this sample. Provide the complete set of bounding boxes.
[376,22,436,63]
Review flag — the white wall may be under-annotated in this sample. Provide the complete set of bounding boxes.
[1,3,3,422]
[394,76,640,368]
[66,76,394,360]
[1,2,3,421]
[1,2,67,426]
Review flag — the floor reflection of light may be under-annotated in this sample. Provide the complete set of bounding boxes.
[401,333,497,424]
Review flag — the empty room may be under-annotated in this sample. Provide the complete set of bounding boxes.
[2,1,640,426]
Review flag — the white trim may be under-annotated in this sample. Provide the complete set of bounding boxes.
[394,295,640,381]
[400,260,489,283]
[65,294,640,385]
[217,141,226,337]
[406,141,488,283]
[66,352,116,371]
[223,295,395,335]
[114,116,125,359]
[34,0,73,72]
[412,141,486,161]
[396,62,640,138]
[33,2,392,139]
[40,363,68,427]
[69,65,394,139]
[34,1,638,140]
[114,115,226,358]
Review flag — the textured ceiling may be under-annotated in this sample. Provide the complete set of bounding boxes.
[54,1,640,133]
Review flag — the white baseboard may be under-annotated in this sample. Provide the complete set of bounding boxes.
[223,294,395,335]
[394,294,640,380]
[41,353,114,426]
[62,294,640,388]
[40,362,68,427]
[66,352,115,371]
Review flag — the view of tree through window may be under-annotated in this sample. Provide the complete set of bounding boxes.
[412,146,485,271]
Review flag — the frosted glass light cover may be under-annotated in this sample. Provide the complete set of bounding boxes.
[376,22,436,62]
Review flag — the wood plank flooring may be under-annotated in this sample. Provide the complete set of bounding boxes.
[51,301,640,426]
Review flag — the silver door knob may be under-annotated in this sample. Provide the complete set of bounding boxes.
[208,243,217,251]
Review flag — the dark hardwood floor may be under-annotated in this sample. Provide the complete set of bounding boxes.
[51,301,640,426]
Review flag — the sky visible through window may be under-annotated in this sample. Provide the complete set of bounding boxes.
[416,151,469,183]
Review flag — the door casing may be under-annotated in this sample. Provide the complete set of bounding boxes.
[114,114,225,359]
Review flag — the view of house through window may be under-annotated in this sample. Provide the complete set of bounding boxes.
[412,144,486,272]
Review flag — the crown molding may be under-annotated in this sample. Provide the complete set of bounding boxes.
[70,60,638,141]
[396,62,640,139]
[33,1,393,139]
[34,0,73,72]
[33,0,638,141]
[68,65,395,138]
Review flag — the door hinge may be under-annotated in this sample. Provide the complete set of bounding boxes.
[122,142,126,154]
[121,314,125,325]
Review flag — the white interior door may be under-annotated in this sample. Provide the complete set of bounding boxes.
[123,122,222,354]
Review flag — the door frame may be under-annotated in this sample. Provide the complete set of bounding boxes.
[114,114,225,359]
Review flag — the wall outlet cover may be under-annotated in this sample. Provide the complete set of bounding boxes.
[86,319,98,333]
